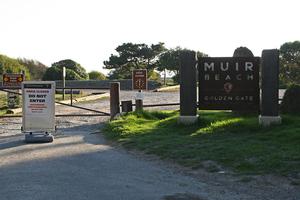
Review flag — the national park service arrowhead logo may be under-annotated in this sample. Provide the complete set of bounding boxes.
[224,82,233,93]
[3,77,9,82]
[17,77,23,82]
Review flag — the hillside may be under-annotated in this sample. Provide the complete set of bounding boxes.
[18,58,48,80]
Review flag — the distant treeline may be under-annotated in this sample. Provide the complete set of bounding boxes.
[0,40,299,87]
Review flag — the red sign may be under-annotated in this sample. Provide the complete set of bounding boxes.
[132,69,147,90]
[2,74,24,88]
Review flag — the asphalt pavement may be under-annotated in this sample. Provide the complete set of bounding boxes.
[0,90,298,200]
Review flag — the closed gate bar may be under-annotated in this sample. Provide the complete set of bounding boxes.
[0,86,110,117]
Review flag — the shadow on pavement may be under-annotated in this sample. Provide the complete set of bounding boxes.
[0,139,27,150]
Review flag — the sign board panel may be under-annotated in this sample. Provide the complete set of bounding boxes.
[2,73,24,88]
[22,81,56,132]
[198,57,260,110]
[132,69,147,90]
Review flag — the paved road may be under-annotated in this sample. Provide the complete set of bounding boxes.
[0,90,299,200]
[0,118,208,200]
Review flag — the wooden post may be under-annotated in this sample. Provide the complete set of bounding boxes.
[259,49,281,126]
[110,82,120,119]
[70,88,73,106]
[121,100,133,112]
[164,68,167,86]
[135,99,143,111]
[178,50,197,124]
[135,90,143,111]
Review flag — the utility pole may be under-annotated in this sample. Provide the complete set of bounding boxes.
[62,67,66,100]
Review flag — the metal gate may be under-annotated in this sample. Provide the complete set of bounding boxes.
[0,86,110,118]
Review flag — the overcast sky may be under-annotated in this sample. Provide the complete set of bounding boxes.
[0,0,299,74]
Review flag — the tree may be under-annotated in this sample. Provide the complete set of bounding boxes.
[157,48,181,84]
[88,71,106,80]
[42,59,88,81]
[148,70,161,82]
[104,42,166,79]
[233,46,254,57]
[280,41,300,86]
[0,54,30,81]
[17,58,48,80]
[157,48,207,84]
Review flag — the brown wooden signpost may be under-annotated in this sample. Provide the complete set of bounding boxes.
[3,73,24,88]
[2,73,24,109]
[132,69,147,111]
[198,57,260,110]
[132,69,147,90]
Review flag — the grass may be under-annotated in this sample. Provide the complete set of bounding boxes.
[0,93,7,108]
[0,93,22,115]
[0,107,7,115]
[103,110,300,175]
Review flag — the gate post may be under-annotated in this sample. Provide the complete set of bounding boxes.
[110,82,120,119]
[178,50,198,124]
[259,49,281,126]
[135,99,143,111]
[121,100,133,112]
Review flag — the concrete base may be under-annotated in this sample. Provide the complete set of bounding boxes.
[25,133,54,143]
[178,115,198,125]
[259,115,282,127]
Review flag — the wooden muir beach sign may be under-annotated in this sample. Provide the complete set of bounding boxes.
[179,50,280,126]
[198,57,260,110]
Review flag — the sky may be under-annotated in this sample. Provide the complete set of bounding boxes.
[0,0,299,74]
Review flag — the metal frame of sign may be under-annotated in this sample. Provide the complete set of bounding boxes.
[22,81,56,132]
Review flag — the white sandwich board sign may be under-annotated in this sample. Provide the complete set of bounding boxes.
[22,81,56,132]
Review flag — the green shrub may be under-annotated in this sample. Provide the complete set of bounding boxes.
[42,59,88,81]
[88,71,106,80]
[280,84,300,114]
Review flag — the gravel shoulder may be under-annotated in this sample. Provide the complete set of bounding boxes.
[0,90,299,200]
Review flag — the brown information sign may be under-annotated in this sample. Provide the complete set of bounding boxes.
[132,69,147,90]
[198,57,260,110]
[3,73,24,88]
